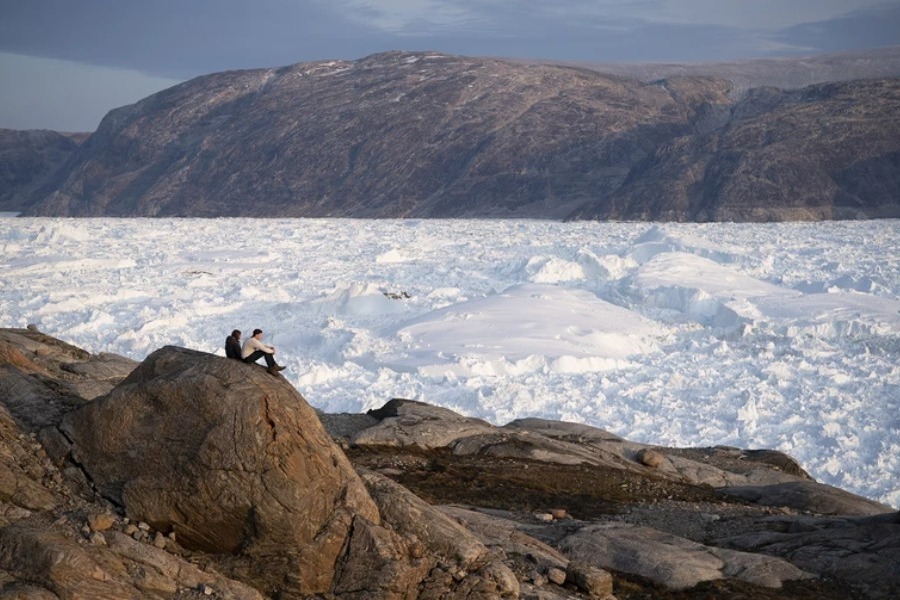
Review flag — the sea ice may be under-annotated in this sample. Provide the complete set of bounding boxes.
[1,216,897,508]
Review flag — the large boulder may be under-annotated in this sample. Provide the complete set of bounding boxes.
[717,511,900,598]
[345,470,520,599]
[353,398,497,449]
[1,335,524,598]
[0,519,264,600]
[558,522,812,590]
[60,346,380,597]
[0,328,136,432]
[719,481,895,516]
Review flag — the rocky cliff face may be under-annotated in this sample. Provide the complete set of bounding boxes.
[1,328,898,599]
[14,51,900,221]
[24,51,736,219]
[570,78,900,221]
[0,129,85,212]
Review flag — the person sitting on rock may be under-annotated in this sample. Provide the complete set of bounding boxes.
[241,328,286,374]
[225,329,243,360]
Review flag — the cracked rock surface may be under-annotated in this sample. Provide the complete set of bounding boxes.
[1,328,897,599]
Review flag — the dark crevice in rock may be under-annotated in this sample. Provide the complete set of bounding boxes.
[54,424,124,512]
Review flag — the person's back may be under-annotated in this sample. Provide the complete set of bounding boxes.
[225,330,242,360]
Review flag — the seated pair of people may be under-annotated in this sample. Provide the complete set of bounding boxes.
[225,329,286,374]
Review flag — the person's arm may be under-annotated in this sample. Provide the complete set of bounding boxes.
[248,337,275,354]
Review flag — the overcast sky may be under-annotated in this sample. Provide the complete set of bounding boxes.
[2,0,899,131]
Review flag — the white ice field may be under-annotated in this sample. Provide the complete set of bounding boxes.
[1,216,898,508]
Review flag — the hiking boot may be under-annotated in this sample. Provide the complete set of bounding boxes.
[274,365,286,372]
[267,366,279,375]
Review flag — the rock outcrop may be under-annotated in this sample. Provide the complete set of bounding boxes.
[340,398,898,598]
[354,398,498,449]
[60,345,380,596]
[0,521,264,599]
[557,522,812,590]
[1,328,898,599]
[718,511,900,600]
[571,78,900,221]
[0,331,520,599]
[16,50,900,221]
[0,129,85,213]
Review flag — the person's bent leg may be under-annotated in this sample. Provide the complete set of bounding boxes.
[243,350,284,372]
[243,351,265,364]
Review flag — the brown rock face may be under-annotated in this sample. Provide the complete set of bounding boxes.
[0,328,136,432]
[572,78,900,221]
[18,50,900,221]
[0,331,521,599]
[60,346,379,596]
[3,330,898,599]
[0,129,84,212]
[23,52,733,219]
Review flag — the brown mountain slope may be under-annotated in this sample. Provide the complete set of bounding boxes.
[20,51,900,220]
[570,78,900,221]
[0,129,84,212]
[23,51,733,218]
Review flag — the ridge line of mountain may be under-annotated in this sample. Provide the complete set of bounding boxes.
[4,49,900,220]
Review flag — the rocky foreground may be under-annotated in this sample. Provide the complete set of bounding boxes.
[0,327,897,599]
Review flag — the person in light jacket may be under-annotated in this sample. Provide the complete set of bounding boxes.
[242,328,286,374]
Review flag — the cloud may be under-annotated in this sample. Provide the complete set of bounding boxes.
[340,0,899,36]
[1,0,898,78]
[771,3,900,53]
[627,0,893,30]
[331,1,783,62]
[335,1,900,60]
[341,0,477,32]
[0,0,393,78]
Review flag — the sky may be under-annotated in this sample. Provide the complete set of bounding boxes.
[1,1,900,131]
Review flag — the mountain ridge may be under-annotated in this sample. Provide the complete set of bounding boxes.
[0,129,85,212]
[10,49,900,221]
[552,45,900,96]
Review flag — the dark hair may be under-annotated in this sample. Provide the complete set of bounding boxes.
[253,329,263,336]
[231,329,241,337]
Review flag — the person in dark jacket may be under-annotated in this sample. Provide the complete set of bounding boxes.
[225,330,243,360]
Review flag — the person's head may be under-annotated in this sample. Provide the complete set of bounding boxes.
[231,329,241,339]
[252,328,263,338]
